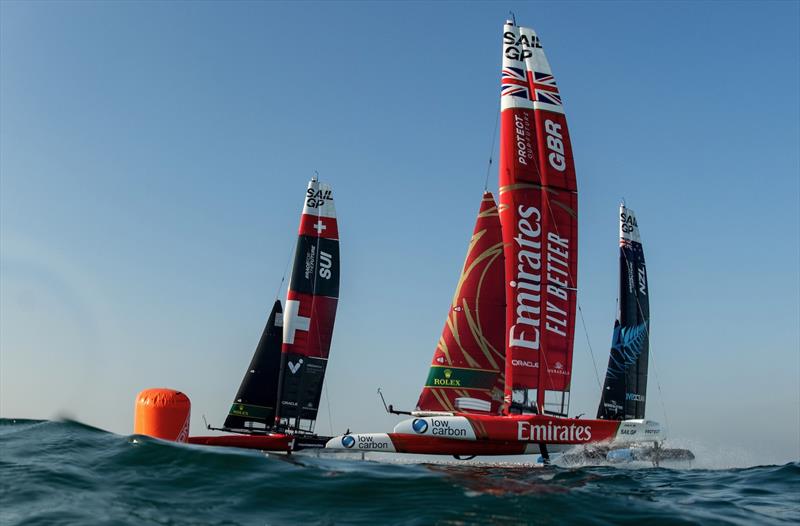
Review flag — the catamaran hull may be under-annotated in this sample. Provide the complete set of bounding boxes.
[188,432,333,452]
[391,414,656,444]
[325,433,565,456]
[188,434,293,451]
[325,417,665,456]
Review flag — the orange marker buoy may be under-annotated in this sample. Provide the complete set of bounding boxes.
[133,388,191,442]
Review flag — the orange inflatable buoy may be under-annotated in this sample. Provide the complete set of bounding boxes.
[134,388,191,442]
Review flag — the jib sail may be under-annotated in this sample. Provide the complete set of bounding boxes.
[498,21,578,416]
[276,178,340,432]
[598,205,649,420]
[224,300,283,430]
[416,193,506,414]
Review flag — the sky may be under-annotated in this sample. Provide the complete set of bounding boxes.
[1,1,798,465]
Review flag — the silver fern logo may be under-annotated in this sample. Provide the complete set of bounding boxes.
[606,323,648,379]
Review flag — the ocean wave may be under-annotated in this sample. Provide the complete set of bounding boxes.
[0,419,797,525]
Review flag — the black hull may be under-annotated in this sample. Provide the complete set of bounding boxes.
[292,435,331,451]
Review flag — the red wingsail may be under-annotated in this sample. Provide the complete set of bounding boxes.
[527,26,578,404]
[416,193,506,414]
[499,22,578,416]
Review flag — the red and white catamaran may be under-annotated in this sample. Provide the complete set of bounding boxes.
[326,19,687,461]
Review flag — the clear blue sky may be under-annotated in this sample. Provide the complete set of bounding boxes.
[2,1,798,464]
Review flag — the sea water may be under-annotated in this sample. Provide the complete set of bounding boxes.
[1,419,797,525]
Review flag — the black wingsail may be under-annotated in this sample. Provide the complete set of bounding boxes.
[224,300,284,431]
[597,205,650,420]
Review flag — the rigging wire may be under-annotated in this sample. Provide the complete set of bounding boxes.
[483,108,501,192]
[577,304,602,389]
[324,381,334,436]
[274,242,295,302]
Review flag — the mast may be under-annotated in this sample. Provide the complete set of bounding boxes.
[224,300,284,431]
[416,192,506,414]
[275,178,340,433]
[498,21,578,416]
[597,204,650,420]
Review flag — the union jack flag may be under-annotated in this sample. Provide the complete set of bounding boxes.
[531,71,562,106]
[501,67,530,99]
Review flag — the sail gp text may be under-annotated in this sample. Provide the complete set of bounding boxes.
[503,31,541,60]
[305,187,333,208]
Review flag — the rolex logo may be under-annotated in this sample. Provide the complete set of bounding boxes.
[431,367,461,387]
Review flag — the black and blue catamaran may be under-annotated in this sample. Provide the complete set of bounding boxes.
[586,204,693,464]
[597,203,650,421]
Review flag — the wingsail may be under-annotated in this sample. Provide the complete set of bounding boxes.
[499,21,578,416]
[224,300,284,430]
[416,193,506,414]
[276,178,340,432]
[598,205,650,420]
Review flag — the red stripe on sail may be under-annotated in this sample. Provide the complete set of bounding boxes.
[416,193,506,414]
[299,214,339,240]
[530,71,578,399]
[538,188,577,392]
[499,106,545,406]
[282,291,338,359]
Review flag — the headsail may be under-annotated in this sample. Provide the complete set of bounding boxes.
[276,178,340,431]
[598,205,649,420]
[416,193,506,414]
[224,300,284,430]
[498,21,578,416]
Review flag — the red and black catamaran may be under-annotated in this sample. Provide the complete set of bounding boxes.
[188,177,340,452]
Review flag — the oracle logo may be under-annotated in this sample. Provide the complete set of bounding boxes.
[511,359,538,368]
